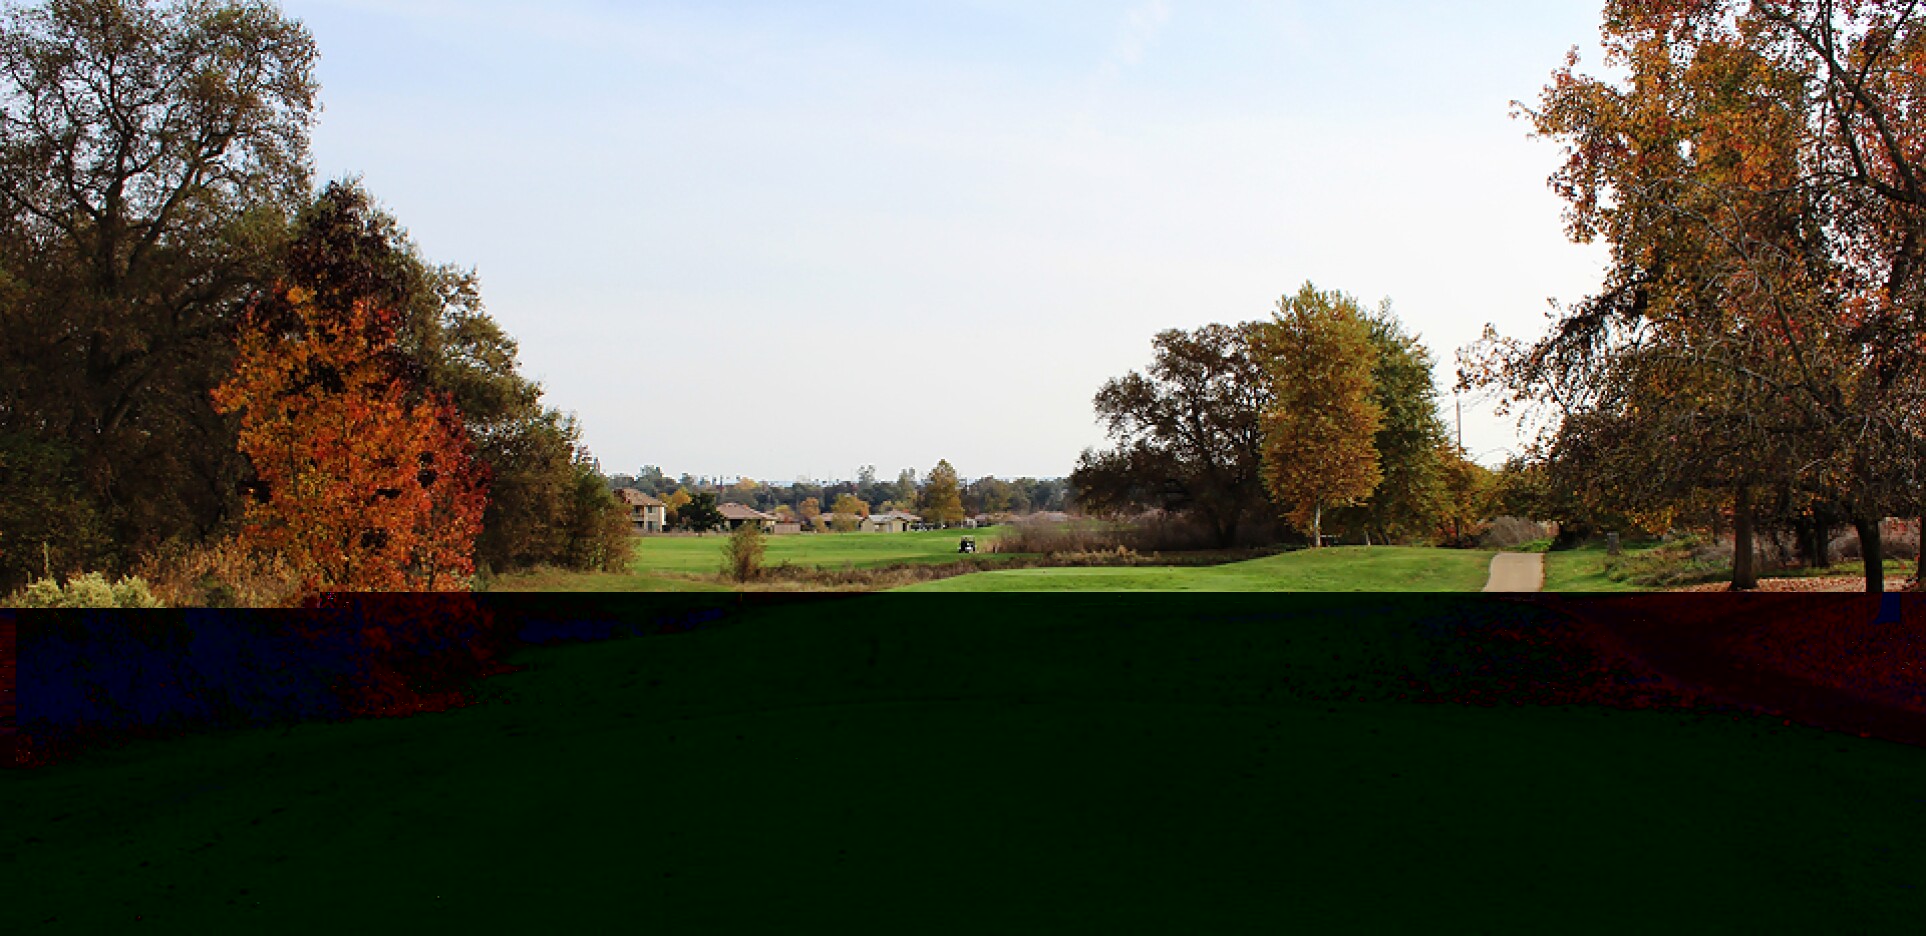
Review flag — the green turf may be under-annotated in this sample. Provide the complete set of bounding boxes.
[8,598,1923,932]
[1541,541,1659,592]
[895,545,1496,592]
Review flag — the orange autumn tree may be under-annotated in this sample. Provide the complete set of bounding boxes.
[212,286,487,596]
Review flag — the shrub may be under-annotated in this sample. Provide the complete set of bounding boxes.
[992,517,1133,555]
[135,537,299,608]
[1831,527,1920,562]
[722,523,766,582]
[993,513,1271,555]
[1481,516,1553,549]
[6,571,164,608]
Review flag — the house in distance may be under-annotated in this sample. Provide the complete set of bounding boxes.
[864,510,922,534]
[613,488,667,533]
[718,502,779,534]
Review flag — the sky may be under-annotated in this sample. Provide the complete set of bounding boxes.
[290,0,1616,483]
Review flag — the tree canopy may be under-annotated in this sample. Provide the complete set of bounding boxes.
[0,0,318,586]
[1258,284,1385,547]
[0,1,631,595]
[1329,306,1450,545]
[1469,0,1926,590]
[919,459,965,526]
[211,286,484,597]
[1071,322,1275,546]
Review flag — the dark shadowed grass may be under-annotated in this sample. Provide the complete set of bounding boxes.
[6,596,1924,932]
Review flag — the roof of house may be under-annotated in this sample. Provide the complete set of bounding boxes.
[613,488,665,507]
[869,510,922,522]
[718,502,778,521]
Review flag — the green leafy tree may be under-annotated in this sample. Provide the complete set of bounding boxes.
[965,476,1015,515]
[894,468,919,507]
[677,492,724,533]
[560,456,635,573]
[1257,284,1383,547]
[1330,306,1448,544]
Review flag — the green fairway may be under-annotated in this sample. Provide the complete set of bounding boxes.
[896,545,1496,592]
[8,598,1924,932]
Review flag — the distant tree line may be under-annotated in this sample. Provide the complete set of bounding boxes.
[606,464,1070,531]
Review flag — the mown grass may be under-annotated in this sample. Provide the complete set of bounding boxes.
[8,598,1924,932]
[1542,541,1664,592]
[896,546,1496,592]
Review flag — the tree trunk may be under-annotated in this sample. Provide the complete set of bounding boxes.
[1915,512,1924,589]
[1855,515,1885,594]
[1811,516,1832,569]
[1312,502,1322,548]
[1731,485,1757,591]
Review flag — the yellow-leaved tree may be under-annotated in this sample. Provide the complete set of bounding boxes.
[1257,284,1383,547]
[919,459,966,526]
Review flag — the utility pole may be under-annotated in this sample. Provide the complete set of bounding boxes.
[1453,393,1464,544]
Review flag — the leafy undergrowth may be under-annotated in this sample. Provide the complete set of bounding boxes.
[1547,536,1916,592]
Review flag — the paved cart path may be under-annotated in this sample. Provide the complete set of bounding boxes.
[1483,552,1544,593]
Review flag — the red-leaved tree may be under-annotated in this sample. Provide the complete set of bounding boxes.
[212,286,487,598]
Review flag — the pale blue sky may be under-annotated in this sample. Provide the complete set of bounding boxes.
[292,1,1613,481]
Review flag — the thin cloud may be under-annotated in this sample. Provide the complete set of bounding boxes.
[1112,0,1170,66]
[1076,0,1172,131]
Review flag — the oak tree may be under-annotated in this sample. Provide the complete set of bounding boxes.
[1071,322,1275,545]
[0,0,318,586]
